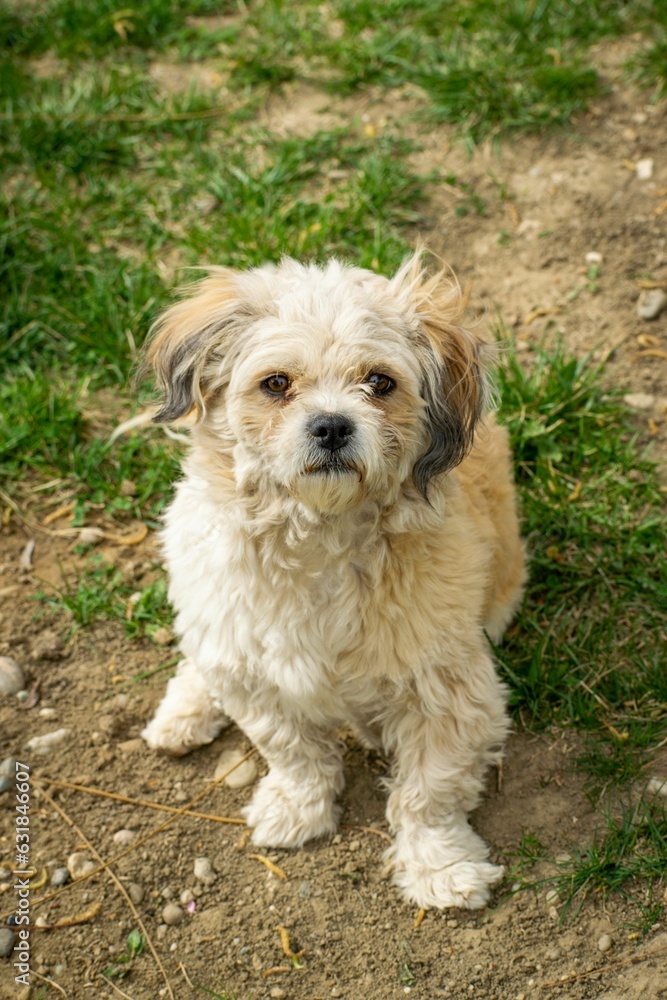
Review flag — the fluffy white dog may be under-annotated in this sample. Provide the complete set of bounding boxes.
[141,252,526,910]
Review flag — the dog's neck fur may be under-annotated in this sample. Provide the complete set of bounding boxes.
[184,430,450,566]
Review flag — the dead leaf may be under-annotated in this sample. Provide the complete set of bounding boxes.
[414,908,426,929]
[42,502,75,526]
[637,334,661,347]
[566,480,582,503]
[276,924,304,961]
[19,539,35,569]
[524,306,560,325]
[263,966,291,977]
[507,202,521,228]
[249,854,287,879]
[105,523,148,546]
[19,679,42,710]
[36,902,102,931]
[634,350,667,362]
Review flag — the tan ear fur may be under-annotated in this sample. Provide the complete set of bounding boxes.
[390,251,490,497]
[140,269,244,423]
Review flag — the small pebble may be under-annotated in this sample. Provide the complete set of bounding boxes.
[0,757,16,794]
[19,540,34,570]
[0,657,25,695]
[26,728,70,754]
[78,527,104,546]
[98,714,120,737]
[193,857,217,886]
[118,738,145,753]
[270,989,287,999]
[38,707,57,719]
[51,867,70,888]
[34,915,49,929]
[0,927,15,958]
[31,629,65,661]
[152,627,174,646]
[646,777,667,797]
[113,829,137,846]
[636,157,654,180]
[637,288,667,320]
[156,924,168,941]
[0,757,15,778]
[162,903,184,926]
[598,933,613,953]
[180,889,195,905]
[67,852,97,881]
[545,888,559,905]
[585,251,603,264]
[623,392,655,410]
[128,883,144,905]
[214,749,258,788]
[120,478,138,496]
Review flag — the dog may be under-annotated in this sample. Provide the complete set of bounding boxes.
[141,251,526,909]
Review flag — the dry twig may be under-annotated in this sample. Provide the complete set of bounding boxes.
[38,776,246,825]
[540,944,667,990]
[38,785,174,1000]
[14,751,256,921]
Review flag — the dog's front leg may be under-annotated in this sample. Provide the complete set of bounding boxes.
[383,653,508,909]
[238,705,344,849]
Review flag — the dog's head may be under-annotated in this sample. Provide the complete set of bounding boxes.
[142,252,490,514]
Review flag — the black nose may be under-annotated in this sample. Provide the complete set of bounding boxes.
[308,413,354,452]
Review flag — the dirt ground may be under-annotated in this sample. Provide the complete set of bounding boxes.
[2,39,667,1000]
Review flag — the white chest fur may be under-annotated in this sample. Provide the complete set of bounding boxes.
[163,475,383,714]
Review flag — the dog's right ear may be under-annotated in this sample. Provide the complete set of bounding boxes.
[140,269,246,424]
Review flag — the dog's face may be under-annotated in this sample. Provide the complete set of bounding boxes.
[143,254,489,513]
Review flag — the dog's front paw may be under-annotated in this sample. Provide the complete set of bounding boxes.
[392,856,504,909]
[243,773,340,848]
[142,661,230,756]
[142,714,218,757]
[386,824,504,910]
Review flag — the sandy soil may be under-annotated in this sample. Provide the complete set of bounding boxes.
[1,40,666,1000]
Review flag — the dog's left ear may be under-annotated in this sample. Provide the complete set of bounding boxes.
[390,253,490,499]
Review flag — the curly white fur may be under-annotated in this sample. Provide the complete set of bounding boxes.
[141,253,526,909]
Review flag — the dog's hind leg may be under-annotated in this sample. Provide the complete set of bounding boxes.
[142,658,230,756]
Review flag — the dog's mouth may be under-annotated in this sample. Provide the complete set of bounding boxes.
[304,458,363,482]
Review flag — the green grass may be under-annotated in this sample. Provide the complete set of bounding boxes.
[496,344,667,747]
[2,0,666,932]
[513,796,667,934]
[38,556,173,639]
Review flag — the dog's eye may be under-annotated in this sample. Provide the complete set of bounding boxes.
[263,374,291,396]
[367,373,395,395]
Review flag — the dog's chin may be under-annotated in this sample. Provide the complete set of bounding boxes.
[289,463,365,515]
